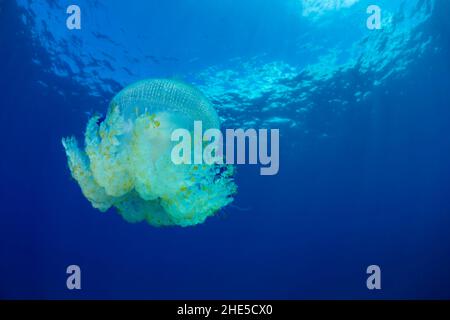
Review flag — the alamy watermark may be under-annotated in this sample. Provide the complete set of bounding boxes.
[66,5,81,30]
[367,5,382,30]
[66,4,383,31]
[366,265,381,290]
[171,121,280,176]
[66,265,81,290]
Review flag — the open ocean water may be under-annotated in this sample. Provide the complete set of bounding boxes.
[0,0,450,299]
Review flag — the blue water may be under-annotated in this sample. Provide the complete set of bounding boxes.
[1,0,450,299]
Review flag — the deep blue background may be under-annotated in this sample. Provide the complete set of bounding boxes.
[1,0,450,299]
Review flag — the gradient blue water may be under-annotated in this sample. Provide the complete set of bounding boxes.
[1,0,450,299]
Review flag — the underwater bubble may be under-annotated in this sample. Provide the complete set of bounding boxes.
[62,79,236,227]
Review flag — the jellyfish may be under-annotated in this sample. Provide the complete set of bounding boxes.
[62,79,237,227]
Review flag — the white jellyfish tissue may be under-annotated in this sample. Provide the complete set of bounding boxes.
[62,79,237,227]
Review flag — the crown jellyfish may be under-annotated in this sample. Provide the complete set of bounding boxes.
[62,79,237,227]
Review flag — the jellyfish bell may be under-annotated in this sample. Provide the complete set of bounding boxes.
[110,79,220,128]
[62,79,236,227]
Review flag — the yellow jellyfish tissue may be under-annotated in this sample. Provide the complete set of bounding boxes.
[62,79,237,227]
